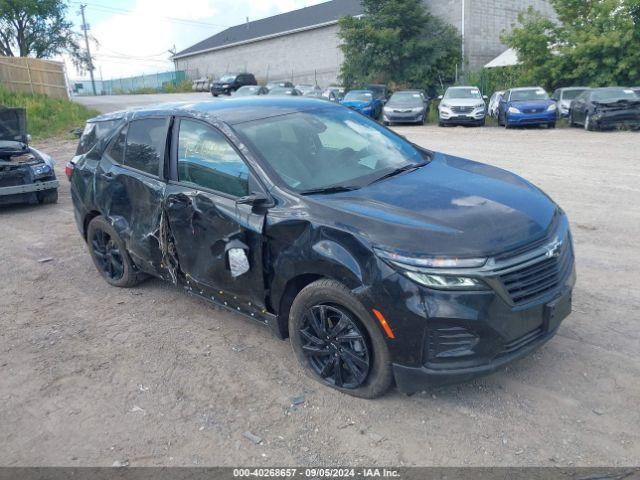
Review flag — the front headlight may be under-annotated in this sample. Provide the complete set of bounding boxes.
[508,106,521,114]
[222,84,230,88]
[374,248,489,291]
[412,107,423,113]
[547,104,557,111]
[403,272,488,290]
[475,103,485,109]
[31,163,52,179]
[440,103,450,109]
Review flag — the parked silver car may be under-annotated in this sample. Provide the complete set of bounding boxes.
[551,87,590,118]
[488,91,505,119]
[438,86,487,127]
[382,90,429,125]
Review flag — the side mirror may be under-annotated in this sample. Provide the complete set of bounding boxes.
[437,95,443,100]
[483,95,489,100]
[236,192,270,206]
[26,134,32,142]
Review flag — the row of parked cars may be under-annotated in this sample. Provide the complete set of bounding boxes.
[486,86,640,131]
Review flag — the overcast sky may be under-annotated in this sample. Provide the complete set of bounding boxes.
[64,0,326,80]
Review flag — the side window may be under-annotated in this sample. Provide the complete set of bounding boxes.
[177,120,249,197]
[123,118,167,176]
[106,125,127,163]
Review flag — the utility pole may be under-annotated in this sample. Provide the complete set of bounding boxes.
[460,0,466,81]
[79,5,97,96]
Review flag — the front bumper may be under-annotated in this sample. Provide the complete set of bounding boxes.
[0,179,59,196]
[383,111,424,124]
[359,225,576,393]
[592,111,640,130]
[439,108,485,125]
[211,86,232,95]
[507,111,557,125]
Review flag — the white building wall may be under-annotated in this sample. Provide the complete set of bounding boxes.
[174,24,344,86]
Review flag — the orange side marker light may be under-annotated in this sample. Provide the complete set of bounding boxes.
[372,309,395,339]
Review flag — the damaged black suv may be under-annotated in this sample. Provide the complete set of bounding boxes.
[70,98,575,398]
[1,107,59,206]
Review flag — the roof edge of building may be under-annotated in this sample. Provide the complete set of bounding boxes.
[172,19,345,61]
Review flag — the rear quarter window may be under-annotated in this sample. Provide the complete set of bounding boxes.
[76,119,121,155]
[123,118,168,177]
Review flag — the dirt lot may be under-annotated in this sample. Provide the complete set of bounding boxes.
[1,126,639,467]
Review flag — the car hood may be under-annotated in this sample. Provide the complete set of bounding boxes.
[342,101,372,109]
[0,108,28,143]
[308,153,558,258]
[510,99,554,109]
[441,99,484,107]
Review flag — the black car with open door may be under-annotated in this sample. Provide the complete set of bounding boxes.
[70,98,575,398]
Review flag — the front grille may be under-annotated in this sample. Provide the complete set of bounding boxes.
[524,108,544,114]
[0,168,29,188]
[499,241,573,305]
[451,106,474,113]
[498,327,543,357]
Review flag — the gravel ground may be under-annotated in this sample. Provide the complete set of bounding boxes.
[1,125,639,467]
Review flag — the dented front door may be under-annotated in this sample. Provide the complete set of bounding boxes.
[163,118,267,308]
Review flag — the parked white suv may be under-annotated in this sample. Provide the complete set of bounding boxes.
[438,86,487,127]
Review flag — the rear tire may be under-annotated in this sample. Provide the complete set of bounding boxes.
[289,279,393,399]
[37,188,58,204]
[548,122,556,129]
[87,216,145,288]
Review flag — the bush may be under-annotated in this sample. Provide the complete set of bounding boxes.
[0,87,99,139]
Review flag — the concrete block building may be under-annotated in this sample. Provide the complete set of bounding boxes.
[172,0,555,86]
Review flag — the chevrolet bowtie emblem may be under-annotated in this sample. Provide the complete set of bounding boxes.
[545,240,563,259]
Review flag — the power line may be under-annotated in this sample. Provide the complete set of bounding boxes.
[68,1,231,29]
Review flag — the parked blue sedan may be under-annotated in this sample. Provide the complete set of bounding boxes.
[341,90,383,119]
[498,87,557,128]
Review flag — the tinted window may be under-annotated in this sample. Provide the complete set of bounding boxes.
[562,89,588,100]
[106,125,127,163]
[123,118,167,176]
[177,120,249,197]
[76,119,121,155]
[591,88,638,102]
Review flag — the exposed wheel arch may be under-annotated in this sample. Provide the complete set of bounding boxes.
[83,210,102,240]
[274,273,325,339]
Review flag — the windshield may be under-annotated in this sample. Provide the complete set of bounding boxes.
[387,92,423,106]
[444,87,481,99]
[0,108,27,142]
[562,89,588,100]
[591,88,638,102]
[510,89,549,101]
[234,107,425,192]
[344,91,373,103]
[219,75,236,83]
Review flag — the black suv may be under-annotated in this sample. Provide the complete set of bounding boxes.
[210,73,257,97]
[70,98,575,398]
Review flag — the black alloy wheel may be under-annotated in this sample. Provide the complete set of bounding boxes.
[299,304,371,389]
[91,229,124,281]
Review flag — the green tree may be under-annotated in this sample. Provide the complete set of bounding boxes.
[338,0,461,90]
[503,0,640,89]
[0,0,86,66]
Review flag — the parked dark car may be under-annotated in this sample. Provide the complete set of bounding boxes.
[365,84,390,104]
[265,81,295,91]
[323,87,345,103]
[498,87,557,128]
[569,87,640,131]
[210,73,257,96]
[341,90,383,119]
[382,90,429,125]
[0,107,59,206]
[267,87,302,96]
[69,98,575,398]
[233,85,268,97]
[551,87,589,118]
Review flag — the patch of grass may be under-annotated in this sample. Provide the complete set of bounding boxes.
[0,87,99,139]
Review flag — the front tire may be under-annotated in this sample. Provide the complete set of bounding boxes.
[87,216,145,288]
[289,279,393,399]
[585,114,595,131]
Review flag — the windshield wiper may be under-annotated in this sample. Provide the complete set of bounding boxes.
[300,185,361,195]
[369,162,428,185]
